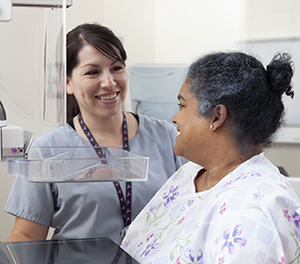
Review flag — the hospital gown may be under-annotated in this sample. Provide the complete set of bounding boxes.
[121,153,300,264]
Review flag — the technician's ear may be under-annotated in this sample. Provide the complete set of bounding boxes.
[210,104,227,130]
[66,77,74,95]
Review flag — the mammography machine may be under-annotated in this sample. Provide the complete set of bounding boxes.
[0,0,149,183]
[0,2,145,262]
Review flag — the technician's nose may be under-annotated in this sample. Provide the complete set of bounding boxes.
[100,71,116,88]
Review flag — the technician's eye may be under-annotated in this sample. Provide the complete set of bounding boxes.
[86,70,98,75]
[112,66,123,72]
[178,103,184,109]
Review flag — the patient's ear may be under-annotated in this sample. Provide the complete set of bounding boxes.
[210,104,227,130]
[66,77,74,95]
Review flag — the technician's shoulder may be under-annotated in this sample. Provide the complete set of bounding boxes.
[138,114,177,142]
[32,124,87,147]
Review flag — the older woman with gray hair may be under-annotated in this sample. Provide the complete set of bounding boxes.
[121,51,300,263]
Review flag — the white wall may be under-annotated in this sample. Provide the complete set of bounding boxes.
[241,0,300,41]
[103,0,156,66]
[66,0,105,31]
[154,0,242,63]
[0,0,299,241]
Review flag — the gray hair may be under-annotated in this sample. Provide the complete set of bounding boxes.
[187,51,294,151]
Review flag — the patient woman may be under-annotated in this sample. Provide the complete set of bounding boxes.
[121,51,300,263]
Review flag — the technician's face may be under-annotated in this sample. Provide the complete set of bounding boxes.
[66,44,128,119]
[172,80,211,163]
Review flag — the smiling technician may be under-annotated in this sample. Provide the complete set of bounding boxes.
[5,23,187,244]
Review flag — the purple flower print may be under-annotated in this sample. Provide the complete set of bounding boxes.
[183,248,205,264]
[122,239,130,249]
[188,199,194,207]
[146,234,154,243]
[140,238,159,259]
[278,184,288,190]
[292,211,300,228]
[214,237,220,246]
[253,191,264,201]
[163,185,179,208]
[235,170,262,182]
[219,203,226,215]
[221,224,247,254]
[177,217,185,225]
[278,256,286,264]
[222,180,233,188]
[149,205,156,214]
[283,210,291,222]
[218,257,225,264]
[174,257,181,264]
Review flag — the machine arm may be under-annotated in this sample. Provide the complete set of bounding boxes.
[0,0,72,21]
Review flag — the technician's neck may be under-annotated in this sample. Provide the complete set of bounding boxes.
[79,110,124,134]
[73,110,124,147]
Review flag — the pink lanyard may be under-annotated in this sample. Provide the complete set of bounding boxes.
[78,112,132,227]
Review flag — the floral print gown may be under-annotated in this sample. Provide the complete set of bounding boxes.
[121,153,300,264]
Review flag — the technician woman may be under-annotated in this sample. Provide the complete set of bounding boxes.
[5,23,186,244]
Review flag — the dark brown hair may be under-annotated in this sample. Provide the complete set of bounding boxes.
[66,23,127,120]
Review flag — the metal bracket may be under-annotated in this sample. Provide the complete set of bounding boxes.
[12,0,72,7]
[0,0,12,22]
[0,0,73,21]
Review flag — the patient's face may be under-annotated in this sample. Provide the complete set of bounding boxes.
[172,80,211,164]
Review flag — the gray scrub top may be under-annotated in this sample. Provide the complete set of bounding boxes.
[5,114,187,244]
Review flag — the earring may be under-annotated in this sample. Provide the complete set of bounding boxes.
[210,124,214,129]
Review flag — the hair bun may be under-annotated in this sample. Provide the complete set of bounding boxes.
[266,52,294,98]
